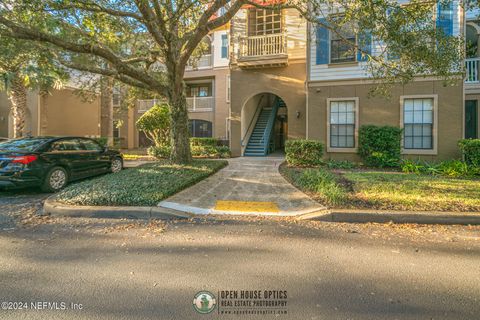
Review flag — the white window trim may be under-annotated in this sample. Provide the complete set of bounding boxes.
[400,94,438,155]
[326,97,359,153]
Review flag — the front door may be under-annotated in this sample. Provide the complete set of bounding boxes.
[466,100,478,139]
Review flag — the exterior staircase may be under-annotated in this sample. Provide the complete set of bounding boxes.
[244,97,285,156]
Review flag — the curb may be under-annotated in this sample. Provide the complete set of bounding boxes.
[158,201,329,217]
[298,209,480,225]
[43,198,192,220]
[43,199,480,225]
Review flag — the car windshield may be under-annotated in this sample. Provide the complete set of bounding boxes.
[0,138,50,152]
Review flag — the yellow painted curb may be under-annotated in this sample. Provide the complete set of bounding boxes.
[215,200,279,213]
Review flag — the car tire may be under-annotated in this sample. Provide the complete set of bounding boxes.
[111,157,123,173]
[41,167,69,193]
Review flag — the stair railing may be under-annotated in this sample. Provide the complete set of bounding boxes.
[261,97,280,155]
[241,94,264,147]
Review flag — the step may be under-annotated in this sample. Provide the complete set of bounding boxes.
[244,153,266,157]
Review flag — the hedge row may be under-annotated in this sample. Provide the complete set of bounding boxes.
[148,138,231,159]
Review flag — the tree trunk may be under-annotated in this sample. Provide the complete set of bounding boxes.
[8,74,28,138]
[100,76,114,146]
[167,71,192,164]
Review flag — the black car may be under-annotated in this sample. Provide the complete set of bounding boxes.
[0,136,123,192]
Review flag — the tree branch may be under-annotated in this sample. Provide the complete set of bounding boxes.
[0,16,167,94]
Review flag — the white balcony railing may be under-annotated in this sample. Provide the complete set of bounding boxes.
[137,97,214,113]
[466,58,480,83]
[186,54,212,70]
[186,96,214,112]
[239,33,287,58]
[137,99,166,113]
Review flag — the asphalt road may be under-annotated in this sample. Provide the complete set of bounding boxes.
[0,191,479,320]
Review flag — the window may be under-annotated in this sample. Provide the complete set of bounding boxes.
[112,87,121,107]
[49,139,84,152]
[328,99,358,151]
[189,120,213,138]
[248,9,282,36]
[403,98,434,150]
[113,120,121,139]
[80,139,103,151]
[330,22,356,63]
[186,83,212,97]
[221,34,228,59]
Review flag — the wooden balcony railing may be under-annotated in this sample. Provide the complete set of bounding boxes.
[239,33,287,58]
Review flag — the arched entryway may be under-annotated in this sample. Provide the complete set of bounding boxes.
[240,92,287,156]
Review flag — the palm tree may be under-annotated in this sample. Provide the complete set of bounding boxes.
[0,36,67,138]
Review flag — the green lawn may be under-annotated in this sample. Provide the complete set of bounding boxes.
[54,160,227,206]
[280,164,480,212]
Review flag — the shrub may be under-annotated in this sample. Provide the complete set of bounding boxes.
[190,137,218,147]
[136,104,170,147]
[285,140,324,167]
[400,159,478,177]
[191,145,231,158]
[358,125,402,167]
[400,159,424,174]
[148,142,230,159]
[326,160,357,169]
[435,160,470,177]
[459,139,480,167]
[148,145,171,159]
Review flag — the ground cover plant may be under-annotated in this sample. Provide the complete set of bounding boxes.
[54,160,227,206]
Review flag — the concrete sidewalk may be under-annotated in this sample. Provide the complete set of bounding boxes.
[159,156,327,216]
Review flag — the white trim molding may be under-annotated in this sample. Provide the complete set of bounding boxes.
[400,94,438,156]
[326,97,359,153]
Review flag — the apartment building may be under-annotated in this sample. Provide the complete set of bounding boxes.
[305,1,465,161]
[229,5,307,156]
[465,8,480,140]
[2,1,477,162]
[133,26,231,149]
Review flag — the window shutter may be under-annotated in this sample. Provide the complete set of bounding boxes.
[436,0,453,36]
[316,18,329,65]
[357,31,372,62]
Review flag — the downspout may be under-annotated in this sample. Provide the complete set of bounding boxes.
[37,92,41,136]
[306,18,311,140]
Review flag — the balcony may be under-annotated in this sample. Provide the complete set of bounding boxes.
[237,33,288,69]
[466,58,480,84]
[186,54,212,70]
[137,97,214,113]
[186,96,214,112]
[137,99,166,113]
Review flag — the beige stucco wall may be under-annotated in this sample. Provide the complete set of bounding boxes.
[230,61,307,156]
[39,88,101,137]
[307,79,464,161]
[465,93,480,138]
[184,67,230,140]
[0,91,39,138]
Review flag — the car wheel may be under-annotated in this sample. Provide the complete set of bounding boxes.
[41,167,68,193]
[111,157,123,173]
